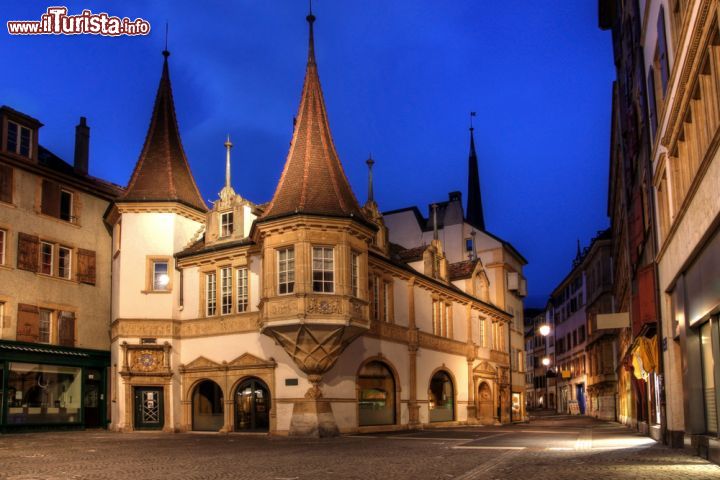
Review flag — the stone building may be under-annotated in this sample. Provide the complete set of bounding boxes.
[600,0,664,441]
[107,11,527,435]
[0,106,121,431]
[628,0,720,462]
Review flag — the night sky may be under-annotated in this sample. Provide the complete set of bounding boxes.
[1,1,615,307]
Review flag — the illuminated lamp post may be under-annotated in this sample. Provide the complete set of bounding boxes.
[539,324,551,410]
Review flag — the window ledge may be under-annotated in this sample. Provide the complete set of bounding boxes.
[141,290,172,295]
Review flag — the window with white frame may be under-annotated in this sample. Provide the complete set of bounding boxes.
[206,272,217,316]
[312,246,334,293]
[6,121,32,157]
[38,308,52,343]
[0,228,5,265]
[237,267,248,313]
[59,190,73,222]
[220,211,233,237]
[58,246,71,279]
[152,260,169,291]
[39,241,53,275]
[351,251,359,297]
[220,267,232,315]
[277,247,295,295]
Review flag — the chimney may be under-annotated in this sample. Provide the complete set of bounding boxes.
[74,117,89,175]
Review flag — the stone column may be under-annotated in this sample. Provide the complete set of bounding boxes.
[221,399,234,433]
[288,374,339,437]
[407,278,421,427]
[465,304,477,423]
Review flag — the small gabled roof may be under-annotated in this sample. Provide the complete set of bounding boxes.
[260,12,365,223]
[121,51,207,213]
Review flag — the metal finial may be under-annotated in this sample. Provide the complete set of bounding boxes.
[470,111,476,131]
[224,134,233,189]
[432,203,439,241]
[162,22,170,57]
[366,154,375,203]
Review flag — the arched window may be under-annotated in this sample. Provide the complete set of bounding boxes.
[428,370,454,422]
[358,361,396,426]
[192,380,224,431]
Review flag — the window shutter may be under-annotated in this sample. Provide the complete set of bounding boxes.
[0,164,12,203]
[657,6,669,95]
[16,303,40,343]
[647,67,658,140]
[76,248,96,285]
[17,232,39,272]
[58,312,76,347]
[638,264,657,325]
[41,179,61,218]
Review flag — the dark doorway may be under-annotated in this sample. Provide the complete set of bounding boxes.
[192,380,224,431]
[134,387,164,430]
[235,378,270,432]
[83,369,102,428]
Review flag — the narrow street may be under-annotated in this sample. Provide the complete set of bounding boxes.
[1,416,718,480]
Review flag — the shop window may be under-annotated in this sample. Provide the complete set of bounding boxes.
[220,267,232,315]
[236,267,248,313]
[312,246,334,293]
[6,362,82,424]
[206,272,217,316]
[358,361,396,426]
[428,370,454,422]
[277,247,295,295]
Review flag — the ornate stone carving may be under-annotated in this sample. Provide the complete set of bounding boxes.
[269,299,295,315]
[130,350,162,372]
[306,298,339,315]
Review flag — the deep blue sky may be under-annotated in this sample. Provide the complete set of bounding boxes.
[1,1,615,307]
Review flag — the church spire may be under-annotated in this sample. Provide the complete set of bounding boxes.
[218,134,236,202]
[121,49,207,212]
[260,8,366,222]
[466,113,485,230]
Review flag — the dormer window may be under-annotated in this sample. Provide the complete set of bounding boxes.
[6,120,31,158]
[220,211,233,237]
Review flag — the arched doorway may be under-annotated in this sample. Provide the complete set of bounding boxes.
[192,380,224,431]
[478,381,493,424]
[428,370,454,422]
[235,377,270,431]
[357,360,396,426]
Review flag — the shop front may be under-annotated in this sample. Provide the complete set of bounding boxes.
[0,340,109,431]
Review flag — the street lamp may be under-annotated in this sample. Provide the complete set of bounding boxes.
[539,324,551,410]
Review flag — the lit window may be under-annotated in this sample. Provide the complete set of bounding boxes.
[59,190,73,222]
[237,267,248,313]
[220,267,232,315]
[277,247,295,295]
[0,229,5,265]
[40,242,53,275]
[220,211,233,237]
[351,252,359,297]
[206,272,217,316]
[38,309,52,344]
[6,121,32,158]
[152,261,169,291]
[312,247,334,293]
[58,247,71,279]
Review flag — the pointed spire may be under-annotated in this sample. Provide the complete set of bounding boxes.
[366,154,375,204]
[466,113,485,230]
[261,8,366,222]
[121,50,207,212]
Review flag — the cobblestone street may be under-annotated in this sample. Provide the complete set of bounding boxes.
[1,417,719,479]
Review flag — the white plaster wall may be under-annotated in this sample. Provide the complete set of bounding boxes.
[249,253,262,312]
[414,287,433,333]
[179,265,199,320]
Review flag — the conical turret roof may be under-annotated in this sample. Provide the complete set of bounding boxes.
[121,51,207,212]
[261,13,365,222]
